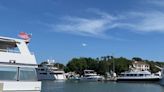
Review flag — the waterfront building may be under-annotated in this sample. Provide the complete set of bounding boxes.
[130,61,150,71]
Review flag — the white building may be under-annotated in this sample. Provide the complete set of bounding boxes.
[130,61,150,71]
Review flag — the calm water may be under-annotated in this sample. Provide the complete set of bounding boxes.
[41,80,164,92]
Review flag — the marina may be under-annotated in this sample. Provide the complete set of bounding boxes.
[0,35,164,92]
[1,0,164,91]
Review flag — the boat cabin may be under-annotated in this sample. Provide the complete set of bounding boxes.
[120,70,151,77]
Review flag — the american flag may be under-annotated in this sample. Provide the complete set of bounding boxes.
[18,32,32,40]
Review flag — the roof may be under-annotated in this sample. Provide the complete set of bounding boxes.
[0,36,21,41]
[0,36,22,49]
[132,61,149,65]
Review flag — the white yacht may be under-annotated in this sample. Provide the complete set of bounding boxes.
[37,61,66,80]
[0,36,41,91]
[80,70,104,81]
[117,70,161,81]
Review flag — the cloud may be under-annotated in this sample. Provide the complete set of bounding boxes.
[82,43,87,47]
[52,14,117,38]
[115,11,164,32]
[52,11,164,36]
[49,4,164,38]
[147,0,164,7]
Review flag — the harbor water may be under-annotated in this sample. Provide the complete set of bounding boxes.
[41,80,164,92]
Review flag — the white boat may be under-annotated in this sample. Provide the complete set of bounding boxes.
[80,70,104,81]
[0,36,41,91]
[117,70,161,81]
[37,61,66,80]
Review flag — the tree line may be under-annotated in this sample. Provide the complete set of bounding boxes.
[40,56,164,76]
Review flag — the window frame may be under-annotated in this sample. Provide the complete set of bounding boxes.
[0,66,38,81]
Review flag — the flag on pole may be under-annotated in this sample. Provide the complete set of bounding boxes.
[18,32,32,40]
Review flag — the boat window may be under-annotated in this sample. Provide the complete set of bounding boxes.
[0,67,17,80]
[41,69,45,71]
[126,74,130,76]
[40,73,47,75]
[85,75,91,77]
[19,68,37,81]
[0,41,20,53]
[50,73,63,74]
[145,74,150,76]
[139,74,143,76]
[120,74,124,76]
[130,74,133,76]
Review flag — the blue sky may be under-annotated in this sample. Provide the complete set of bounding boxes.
[1,0,164,64]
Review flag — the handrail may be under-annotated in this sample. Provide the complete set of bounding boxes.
[0,49,34,55]
[0,62,38,66]
[0,49,20,53]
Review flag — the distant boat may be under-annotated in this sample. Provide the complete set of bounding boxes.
[117,70,161,81]
[37,62,66,80]
[80,70,104,81]
[0,35,41,91]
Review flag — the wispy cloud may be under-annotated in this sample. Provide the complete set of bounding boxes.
[48,1,164,38]
[119,11,164,32]
[137,12,164,32]
[51,11,164,36]
[51,13,117,38]
[147,0,164,7]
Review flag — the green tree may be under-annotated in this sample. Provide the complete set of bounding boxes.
[132,57,142,61]
[66,57,98,75]
[97,61,110,75]
[112,57,131,74]
[54,63,65,70]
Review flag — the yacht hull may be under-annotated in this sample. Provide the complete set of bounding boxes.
[80,77,104,82]
[0,81,41,92]
[117,77,161,82]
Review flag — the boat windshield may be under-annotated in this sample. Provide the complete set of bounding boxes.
[0,67,17,80]
[0,40,20,53]
[0,66,37,81]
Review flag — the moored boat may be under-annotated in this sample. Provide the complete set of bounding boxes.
[80,70,104,81]
[0,35,41,91]
[37,61,66,80]
[117,70,161,82]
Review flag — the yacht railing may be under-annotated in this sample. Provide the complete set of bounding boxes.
[0,49,20,53]
[0,61,38,66]
[0,49,34,55]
